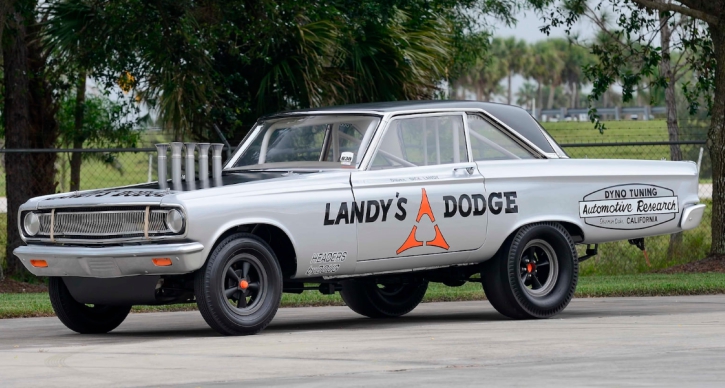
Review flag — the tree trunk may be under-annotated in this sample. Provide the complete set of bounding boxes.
[3,5,33,277]
[507,71,512,104]
[27,18,59,194]
[568,81,574,109]
[659,11,684,257]
[70,74,87,192]
[709,23,725,256]
[547,84,555,109]
[3,2,60,276]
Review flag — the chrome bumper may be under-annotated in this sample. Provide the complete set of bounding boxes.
[680,204,707,231]
[14,242,205,278]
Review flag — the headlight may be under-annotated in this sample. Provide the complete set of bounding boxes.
[23,212,40,236]
[165,209,184,233]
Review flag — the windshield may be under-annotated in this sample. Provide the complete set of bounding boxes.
[231,115,381,169]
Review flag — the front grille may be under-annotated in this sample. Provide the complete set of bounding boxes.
[27,207,183,240]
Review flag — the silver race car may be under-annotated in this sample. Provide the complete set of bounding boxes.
[14,101,706,335]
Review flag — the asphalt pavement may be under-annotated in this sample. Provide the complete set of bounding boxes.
[1,295,725,387]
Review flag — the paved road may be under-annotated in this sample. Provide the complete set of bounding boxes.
[1,295,725,387]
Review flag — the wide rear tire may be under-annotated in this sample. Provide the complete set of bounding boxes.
[195,233,282,336]
[340,280,428,318]
[48,277,131,334]
[482,222,578,319]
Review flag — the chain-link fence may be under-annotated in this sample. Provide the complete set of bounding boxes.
[0,140,714,275]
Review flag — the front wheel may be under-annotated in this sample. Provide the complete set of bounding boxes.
[340,280,428,318]
[48,277,131,334]
[195,233,283,336]
[482,222,578,319]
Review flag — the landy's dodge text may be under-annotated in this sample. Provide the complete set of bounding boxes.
[15,101,706,335]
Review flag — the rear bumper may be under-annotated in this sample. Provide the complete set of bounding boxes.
[14,242,205,278]
[680,204,707,231]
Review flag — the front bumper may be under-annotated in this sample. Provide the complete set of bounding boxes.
[14,242,205,278]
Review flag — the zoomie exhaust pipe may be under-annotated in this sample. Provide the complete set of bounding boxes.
[184,142,197,190]
[211,143,224,187]
[157,142,223,190]
[198,143,211,189]
[155,143,169,190]
[170,142,183,190]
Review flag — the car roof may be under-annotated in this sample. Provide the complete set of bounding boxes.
[268,100,557,153]
[274,100,519,114]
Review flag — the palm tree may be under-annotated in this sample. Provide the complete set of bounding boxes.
[526,41,564,110]
[548,38,593,109]
[516,81,538,109]
[454,52,507,101]
[498,37,530,104]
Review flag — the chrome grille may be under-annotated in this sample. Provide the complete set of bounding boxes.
[34,208,179,238]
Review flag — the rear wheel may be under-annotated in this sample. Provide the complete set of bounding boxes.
[195,233,282,336]
[482,222,578,319]
[340,280,428,318]
[48,277,131,334]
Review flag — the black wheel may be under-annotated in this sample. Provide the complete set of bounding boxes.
[340,280,428,318]
[482,222,578,319]
[195,233,282,335]
[48,277,131,334]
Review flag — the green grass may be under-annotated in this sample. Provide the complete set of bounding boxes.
[578,200,712,276]
[543,120,670,143]
[2,273,725,319]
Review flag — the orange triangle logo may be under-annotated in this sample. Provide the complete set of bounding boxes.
[396,188,450,254]
[427,225,450,250]
[396,226,424,254]
[416,189,435,222]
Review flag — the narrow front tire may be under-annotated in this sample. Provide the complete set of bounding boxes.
[48,277,131,334]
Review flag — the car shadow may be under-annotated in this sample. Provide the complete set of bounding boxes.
[51,297,712,343]
[101,309,509,340]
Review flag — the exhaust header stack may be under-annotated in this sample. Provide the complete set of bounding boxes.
[155,142,225,190]
[184,142,197,190]
[155,144,169,190]
[198,143,211,188]
[211,143,224,187]
[170,142,184,190]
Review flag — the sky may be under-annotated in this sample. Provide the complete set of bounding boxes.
[492,7,597,43]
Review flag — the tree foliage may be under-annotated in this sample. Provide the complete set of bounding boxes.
[533,0,714,130]
[44,0,520,142]
[530,0,725,257]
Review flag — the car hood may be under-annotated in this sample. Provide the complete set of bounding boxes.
[31,170,331,209]
[35,188,174,209]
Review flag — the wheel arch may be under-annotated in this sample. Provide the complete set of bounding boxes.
[207,220,298,278]
[509,217,585,244]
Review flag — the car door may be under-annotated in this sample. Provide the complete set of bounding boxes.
[349,113,488,274]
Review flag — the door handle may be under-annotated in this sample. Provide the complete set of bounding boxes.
[453,166,475,175]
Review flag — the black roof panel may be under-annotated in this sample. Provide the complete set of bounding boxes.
[270,100,556,153]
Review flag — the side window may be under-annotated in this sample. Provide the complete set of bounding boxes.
[371,115,467,169]
[324,123,364,162]
[468,114,535,161]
